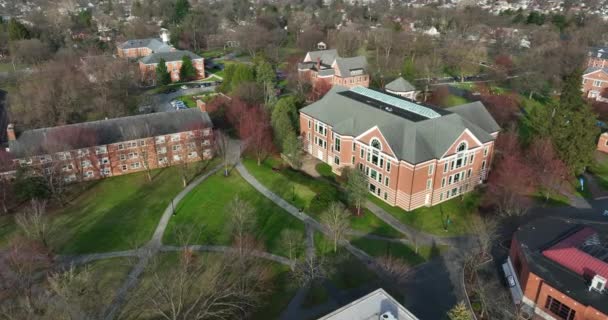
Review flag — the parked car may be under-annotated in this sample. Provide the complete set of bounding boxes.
[163,88,178,94]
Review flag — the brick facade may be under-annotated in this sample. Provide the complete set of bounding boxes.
[582,68,608,100]
[139,58,205,84]
[597,132,608,154]
[299,113,495,211]
[510,237,608,320]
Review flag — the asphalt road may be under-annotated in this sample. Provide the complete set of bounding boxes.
[149,86,216,112]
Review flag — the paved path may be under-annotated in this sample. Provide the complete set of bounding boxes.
[102,165,222,320]
[160,245,294,267]
[57,250,140,267]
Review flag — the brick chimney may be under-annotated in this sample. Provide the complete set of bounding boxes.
[197,99,207,112]
[7,123,15,141]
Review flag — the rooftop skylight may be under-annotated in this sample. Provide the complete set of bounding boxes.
[350,86,441,119]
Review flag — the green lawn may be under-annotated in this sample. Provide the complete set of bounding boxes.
[0,63,26,72]
[442,94,470,107]
[176,92,217,108]
[350,237,444,266]
[0,214,16,247]
[314,232,378,290]
[200,49,225,59]
[82,258,135,306]
[368,192,480,236]
[243,157,402,238]
[590,152,608,190]
[50,162,217,254]
[163,170,305,256]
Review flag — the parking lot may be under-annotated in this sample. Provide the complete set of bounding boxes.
[149,84,217,113]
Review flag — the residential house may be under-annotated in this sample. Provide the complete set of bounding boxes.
[298,49,369,89]
[317,288,419,320]
[116,38,174,58]
[587,47,608,68]
[582,67,608,101]
[299,86,499,211]
[139,50,205,84]
[385,77,417,100]
[597,132,608,154]
[5,108,213,182]
[506,218,608,320]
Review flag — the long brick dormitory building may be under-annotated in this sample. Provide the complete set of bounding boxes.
[4,108,213,182]
[299,86,500,211]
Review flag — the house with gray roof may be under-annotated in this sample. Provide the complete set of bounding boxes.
[298,49,370,90]
[116,38,174,59]
[385,77,417,100]
[299,86,499,211]
[317,289,419,320]
[139,50,205,84]
[5,108,214,182]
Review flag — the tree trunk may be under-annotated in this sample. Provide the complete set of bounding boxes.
[333,237,337,253]
[146,169,152,182]
[182,175,187,188]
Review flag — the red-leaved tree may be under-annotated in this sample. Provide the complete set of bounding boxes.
[479,93,520,127]
[484,132,536,216]
[527,137,570,201]
[308,80,332,102]
[239,105,274,165]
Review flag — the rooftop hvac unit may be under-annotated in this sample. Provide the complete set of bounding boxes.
[590,274,606,293]
[380,311,397,320]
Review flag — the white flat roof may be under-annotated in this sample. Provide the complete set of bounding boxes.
[317,288,419,320]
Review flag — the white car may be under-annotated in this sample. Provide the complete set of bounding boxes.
[180,85,188,90]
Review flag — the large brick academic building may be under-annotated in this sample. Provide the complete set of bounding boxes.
[299,86,500,211]
[506,218,608,320]
[5,108,213,182]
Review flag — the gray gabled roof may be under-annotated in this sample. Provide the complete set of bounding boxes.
[9,109,213,158]
[306,49,338,65]
[589,47,608,60]
[385,77,415,93]
[334,56,367,77]
[140,50,203,64]
[584,66,608,75]
[300,86,499,164]
[118,38,173,52]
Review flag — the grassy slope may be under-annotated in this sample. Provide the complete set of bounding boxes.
[350,237,445,266]
[50,162,217,254]
[163,170,305,256]
[368,192,480,236]
[243,157,402,238]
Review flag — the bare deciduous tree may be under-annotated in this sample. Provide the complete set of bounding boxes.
[279,229,304,263]
[292,255,327,287]
[320,202,350,253]
[376,255,411,284]
[226,195,256,257]
[470,216,498,259]
[15,199,52,248]
[215,129,231,177]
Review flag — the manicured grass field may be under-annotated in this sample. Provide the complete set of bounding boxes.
[590,152,608,190]
[243,157,402,238]
[314,232,378,290]
[50,162,217,254]
[350,237,445,266]
[442,94,470,107]
[163,170,305,256]
[368,192,480,236]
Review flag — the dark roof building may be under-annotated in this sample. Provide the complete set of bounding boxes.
[139,50,203,65]
[117,38,173,52]
[507,218,608,320]
[8,109,212,158]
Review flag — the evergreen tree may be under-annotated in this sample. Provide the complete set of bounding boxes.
[271,99,297,151]
[230,64,255,92]
[447,302,472,320]
[8,18,30,41]
[402,57,417,82]
[256,60,277,107]
[218,63,237,93]
[179,55,197,81]
[156,58,172,85]
[173,0,191,24]
[282,131,302,169]
[550,68,599,174]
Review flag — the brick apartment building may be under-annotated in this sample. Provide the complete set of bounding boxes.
[139,50,205,85]
[116,38,174,58]
[506,218,608,320]
[299,86,499,211]
[597,132,608,154]
[298,49,369,89]
[5,108,213,182]
[582,67,608,101]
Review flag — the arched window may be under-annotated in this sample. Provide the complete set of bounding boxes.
[457,142,467,153]
[371,138,382,150]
